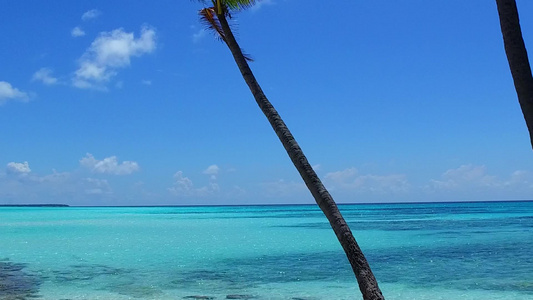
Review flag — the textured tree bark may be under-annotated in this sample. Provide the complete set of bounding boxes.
[496,0,533,149]
[217,12,385,300]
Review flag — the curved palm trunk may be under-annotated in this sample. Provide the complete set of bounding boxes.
[217,13,384,300]
[496,0,533,149]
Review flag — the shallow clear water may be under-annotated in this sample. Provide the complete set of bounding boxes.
[1,201,532,299]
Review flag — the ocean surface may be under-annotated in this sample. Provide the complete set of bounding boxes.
[1,201,532,300]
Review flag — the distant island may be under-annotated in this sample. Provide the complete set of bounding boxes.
[0,204,69,207]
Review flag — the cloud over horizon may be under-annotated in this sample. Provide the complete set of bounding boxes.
[260,179,306,198]
[169,166,221,198]
[428,164,533,194]
[0,163,114,205]
[2,159,532,205]
[324,167,410,194]
[84,178,112,195]
[80,153,140,175]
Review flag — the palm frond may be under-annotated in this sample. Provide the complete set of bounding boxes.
[196,0,258,14]
[197,2,255,62]
[223,0,257,11]
[241,51,254,62]
[199,7,226,42]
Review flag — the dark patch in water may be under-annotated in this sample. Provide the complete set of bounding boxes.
[108,281,163,298]
[51,264,130,283]
[50,263,164,298]
[226,294,256,299]
[164,234,533,296]
[167,268,257,290]
[0,260,42,300]
[274,214,533,235]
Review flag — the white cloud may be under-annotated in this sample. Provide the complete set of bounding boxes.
[324,167,410,194]
[84,178,111,195]
[4,166,69,184]
[72,26,156,89]
[231,185,247,197]
[0,81,29,105]
[260,168,409,201]
[0,167,71,202]
[261,179,306,198]
[429,164,496,190]
[32,68,58,85]
[192,29,207,43]
[80,153,139,175]
[0,163,118,204]
[428,164,533,192]
[169,171,194,194]
[325,168,357,183]
[81,9,101,21]
[169,169,220,197]
[507,170,533,186]
[203,164,219,176]
[141,79,152,85]
[71,26,86,37]
[38,170,71,184]
[6,162,31,175]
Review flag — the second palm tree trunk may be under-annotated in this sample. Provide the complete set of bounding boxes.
[496,0,533,149]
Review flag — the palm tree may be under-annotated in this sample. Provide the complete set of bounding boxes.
[196,1,384,299]
[496,0,533,149]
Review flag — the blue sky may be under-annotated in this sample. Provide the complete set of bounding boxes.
[1,1,532,206]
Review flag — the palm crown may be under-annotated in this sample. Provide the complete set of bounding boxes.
[197,0,256,60]
[199,0,257,14]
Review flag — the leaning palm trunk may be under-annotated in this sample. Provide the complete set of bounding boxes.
[217,13,384,300]
[496,0,533,149]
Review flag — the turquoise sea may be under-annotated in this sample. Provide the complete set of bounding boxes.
[1,201,532,300]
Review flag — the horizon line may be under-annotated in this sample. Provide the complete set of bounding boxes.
[1,199,532,208]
